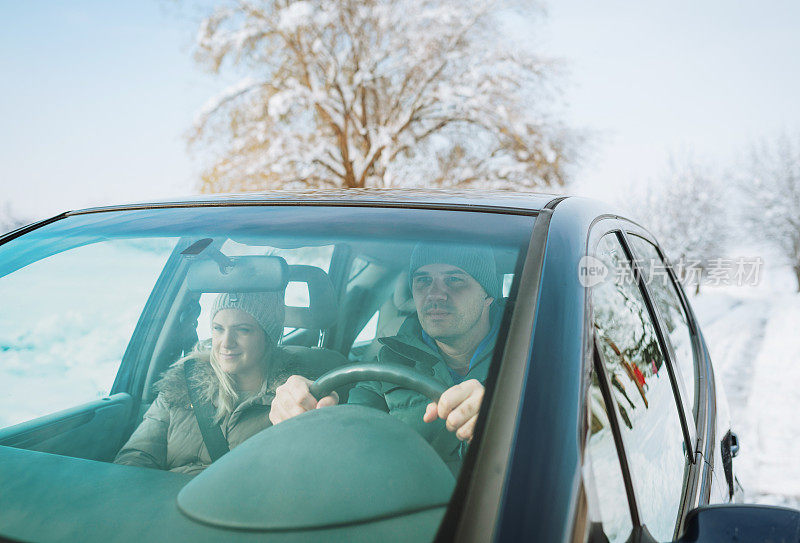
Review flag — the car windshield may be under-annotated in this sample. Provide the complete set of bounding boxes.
[0,204,535,537]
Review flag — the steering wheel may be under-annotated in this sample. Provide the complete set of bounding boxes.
[309,363,447,402]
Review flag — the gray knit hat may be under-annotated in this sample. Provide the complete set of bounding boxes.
[211,291,285,344]
[409,243,500,300]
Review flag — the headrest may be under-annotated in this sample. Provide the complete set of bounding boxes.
[392,272,416,314]
[285,265,338,329]
[186,256,337,330]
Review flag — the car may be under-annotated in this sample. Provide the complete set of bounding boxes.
[0,190,793,542]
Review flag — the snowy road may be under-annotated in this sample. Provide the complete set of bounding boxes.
[692,283,800,507]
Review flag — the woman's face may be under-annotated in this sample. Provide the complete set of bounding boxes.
[211,308,268,379]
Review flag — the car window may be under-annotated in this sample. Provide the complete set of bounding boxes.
[627,234,697,414]
[584,369,634,543]
[344,257,406,362]
[352,310,379,346]
[591,233,688,541]
[0,238,174,427]
[0,205,536,540]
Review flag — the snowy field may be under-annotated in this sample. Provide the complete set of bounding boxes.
[690,261,800,508]
[0,242,172,426]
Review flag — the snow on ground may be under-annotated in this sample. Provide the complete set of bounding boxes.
[690,260,800,507]
[0,241,171,427]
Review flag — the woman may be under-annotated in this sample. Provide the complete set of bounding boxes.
[114,291,297,475]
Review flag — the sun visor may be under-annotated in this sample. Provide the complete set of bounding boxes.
[186,256,289,292]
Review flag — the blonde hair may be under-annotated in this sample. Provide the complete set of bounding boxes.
[181,337,277,422]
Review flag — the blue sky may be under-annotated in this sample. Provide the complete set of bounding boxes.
[0,1,216,218]
[1,0,799,219]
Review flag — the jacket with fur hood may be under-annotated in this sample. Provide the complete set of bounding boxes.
[114,350,298,475]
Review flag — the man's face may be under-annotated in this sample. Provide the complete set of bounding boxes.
[411,263,494,344]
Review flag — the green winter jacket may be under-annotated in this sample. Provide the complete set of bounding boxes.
[348,311,498,472]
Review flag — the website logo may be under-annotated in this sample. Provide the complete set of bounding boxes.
[578,255,608,287]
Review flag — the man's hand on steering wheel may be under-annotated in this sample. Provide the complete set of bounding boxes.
[269,375,339,425]
[423,379,484,443]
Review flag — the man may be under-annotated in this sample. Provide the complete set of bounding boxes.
[270,243,501,469]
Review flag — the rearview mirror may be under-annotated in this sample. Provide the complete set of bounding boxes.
[675,504,800,542]
[186,255,289,292]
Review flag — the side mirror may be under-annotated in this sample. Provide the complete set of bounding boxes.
[675,504,800,542]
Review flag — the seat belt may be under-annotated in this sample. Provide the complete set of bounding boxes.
[184,360,230,462]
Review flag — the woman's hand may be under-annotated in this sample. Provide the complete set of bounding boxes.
[423,379,484,442]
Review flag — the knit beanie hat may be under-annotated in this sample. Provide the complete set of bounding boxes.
[211,291,285,344]
[409,243,500,300]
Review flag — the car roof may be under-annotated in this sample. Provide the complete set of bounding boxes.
[67,188,565,215]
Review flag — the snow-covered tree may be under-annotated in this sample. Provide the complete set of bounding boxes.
[740,134,800,291]
[189,0,577,191]
[623,159,729,294]
[0,202,27,235]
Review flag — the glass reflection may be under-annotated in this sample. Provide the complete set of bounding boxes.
[627,235,696,413]
[586,371,633,543]
[592,234,686,541]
